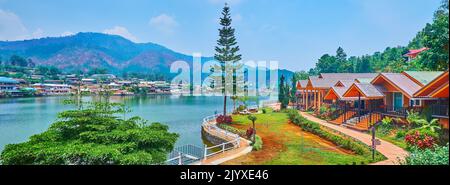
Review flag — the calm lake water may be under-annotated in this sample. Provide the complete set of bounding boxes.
[0,95,258,152]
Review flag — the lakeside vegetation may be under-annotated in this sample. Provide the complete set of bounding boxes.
[0,99,178,165]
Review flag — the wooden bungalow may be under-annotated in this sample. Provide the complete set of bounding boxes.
[296,73,378,112]
[319,71,447,131]
[414,71,449,129]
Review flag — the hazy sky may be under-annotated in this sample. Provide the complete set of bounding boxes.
[0,0,441,71]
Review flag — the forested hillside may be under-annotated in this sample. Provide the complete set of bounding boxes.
[304,0,448,76]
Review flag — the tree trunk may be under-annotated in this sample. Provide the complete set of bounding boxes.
[252,121,256,142]
[233,99,236,113]
[223,95,227,116]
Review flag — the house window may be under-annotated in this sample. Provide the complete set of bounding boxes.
[410,99,421,107]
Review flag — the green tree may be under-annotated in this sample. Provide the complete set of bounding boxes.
[278,74,286,103]
[316,54,338,73]
[0,100,178,165]
[214,3,243,116]
[413,0,449,70]
[355,56,373,73]
[10,55,28,67]
[290,75,299,103]
[294,71,309,80]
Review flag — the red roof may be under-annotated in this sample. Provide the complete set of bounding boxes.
[404,47,429,58]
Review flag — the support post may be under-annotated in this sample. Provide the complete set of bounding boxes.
[178,152,182,165]
[371,126,376,161]
[204,145,207,160]
[305,90,309,110]
[358,92,361,123]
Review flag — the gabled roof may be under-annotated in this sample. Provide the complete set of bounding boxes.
[324,86,348,100]
[319,73,379,80]
[403,47,429,58]
[414,71,449,98]
[334,80,356,87]
[355,78,374,84]
[371,73,422,98]
[296,80,308,89]
[402,71,444,86]
[342,83,384,99]
[307,78,340,89]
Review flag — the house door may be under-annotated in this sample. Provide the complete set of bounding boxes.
[393,92,403,111]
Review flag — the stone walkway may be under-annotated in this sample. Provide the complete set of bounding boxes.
[299,111,409,165]
[197,119,253,165]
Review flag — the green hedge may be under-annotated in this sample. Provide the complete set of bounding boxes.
[287,109,379,157]
[217,124,246,138]
[253,135,263,151]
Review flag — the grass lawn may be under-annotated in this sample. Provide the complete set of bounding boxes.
[372,130,408,150]
[223,111,379,165]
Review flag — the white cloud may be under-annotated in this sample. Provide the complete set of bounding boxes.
[149,14,178,34]
[61,31,75,37]
[0,9,28,41]
[103,26,139,42]
[31,28,44,39]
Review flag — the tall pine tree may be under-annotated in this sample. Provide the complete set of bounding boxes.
[214,3,242,115]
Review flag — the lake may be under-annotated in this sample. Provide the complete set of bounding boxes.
[0,95,262,152]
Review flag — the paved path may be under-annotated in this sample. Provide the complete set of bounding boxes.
[197,119,252,165]
[300,112,408,165]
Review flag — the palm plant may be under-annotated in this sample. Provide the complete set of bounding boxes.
[418,119,441,133]
[406,110,423,127]
[247,115,257,142]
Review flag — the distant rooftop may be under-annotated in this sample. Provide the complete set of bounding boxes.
[319,73,378,80]
[403,71,444,86]
[0,77,19,84]
[377,73,423,97]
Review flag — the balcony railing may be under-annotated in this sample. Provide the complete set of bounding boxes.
[431,104,449,118]
[374,105,423,118]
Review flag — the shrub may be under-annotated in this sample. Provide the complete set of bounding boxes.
[287,109,371,156]
[252,135,263,151]
[217,124,246,137]
[246,127,255,139]
[403,144,449,165]
[406,110,424,127]
[238,105,247,112]
[262,107,273,114]
[405,130,437,150]
[396,130,407,139]
[216,115,233,124]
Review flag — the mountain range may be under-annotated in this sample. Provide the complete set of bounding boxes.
[0,32,293,81]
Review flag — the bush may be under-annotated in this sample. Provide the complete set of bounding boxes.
[246,127,255,138]
[405,129,437,150]
[217,124,246,138]
[216,115,233,124]
[396,130,407,139]
[252,135,263,151]
[403,144,449,165]
[238,105,247,112]
[262,107,273,114]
